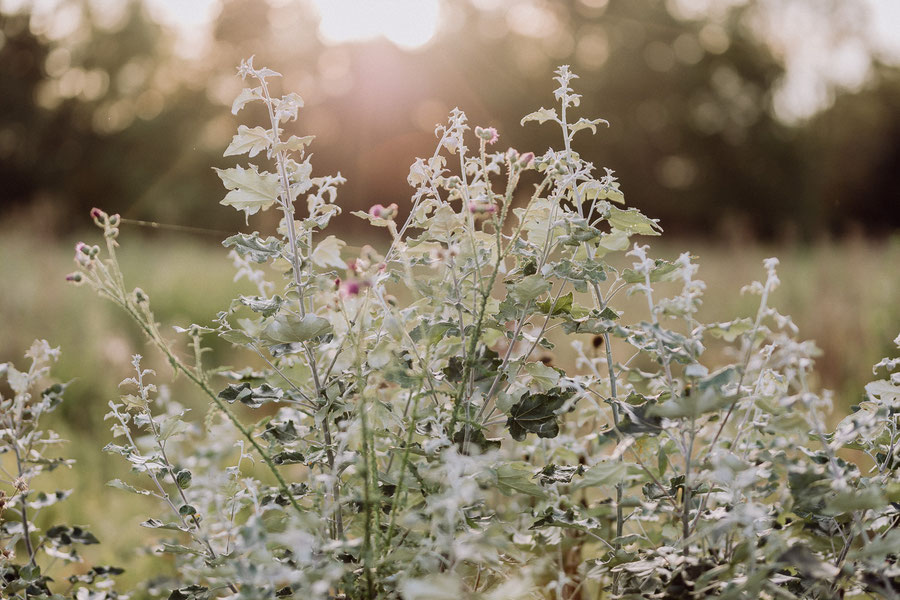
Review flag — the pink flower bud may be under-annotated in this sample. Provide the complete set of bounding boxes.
[517,152,535,169]
[369,203,398,220]
[475,126,499,144]
[65,273,83,283]
[74,242,91,267]
[90,207,104,220]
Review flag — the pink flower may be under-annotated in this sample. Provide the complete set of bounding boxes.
[340,280,361,298]
[369,204,385,218]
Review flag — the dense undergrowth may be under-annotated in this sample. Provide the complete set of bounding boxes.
[2,61,899,599]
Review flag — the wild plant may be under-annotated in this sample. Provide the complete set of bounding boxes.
[1,341,123,599]
[66,59,900,599]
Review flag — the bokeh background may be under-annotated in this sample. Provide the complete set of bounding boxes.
[1,0,899,589]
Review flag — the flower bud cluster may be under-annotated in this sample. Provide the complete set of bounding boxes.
[474,126,499,145]
[506,148,535,171]
[336,246,384,299]
[73,241,100,268]
[90,207,120,239]
[468,201,497,216]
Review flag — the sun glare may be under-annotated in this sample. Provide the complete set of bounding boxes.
[311,0,441,50]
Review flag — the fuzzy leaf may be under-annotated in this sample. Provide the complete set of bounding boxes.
[224,125,270,158]
[107,479,152,496]
[265,313,331,344]
[571,461,627,491]
[223,232,283,263]
[310,235,347,269]
[520,107,558,126]
[239,295,283,317]
[705,318,754,342]
[231,86,262,115]
[606,206,661,235]
[493,462,547,498]
[214,164,280,219]
[276,134,315,154]
[509,275,550,304]
[569,117,609,136]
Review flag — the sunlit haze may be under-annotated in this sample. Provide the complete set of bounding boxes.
[311,0,441,50]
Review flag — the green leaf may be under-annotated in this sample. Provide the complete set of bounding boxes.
[160,543,203,556]
[621,259,680,284]
[536,464,584,485]
[141,519,187,532]
[175,469,192,489]
[219,329,253,345]
[224,125,270,158]
[571,460,627,491]
[158,413,190,442]
[453,427,502,455]
[218,382,284,409]
[606,206,661,235]
[524,361,561,391]
[46,525,100,546]
[825,486,886,515]
[705,318,754,342]
[107,479,152,496]
[273,451,305,465]
[493,462,547,498]
[505,389,573,441]
[509,275,550,304]
[262,420,300,443]
[648,367,738,419]
[27,490,71,509]
[223,232,283,263]
[531,506,605,533]
[169,584,210,600]
[265,313,331,343]
[520,107,559,126]
[577,180,624,204]
[214,164,281,220]
[536,291,574,316]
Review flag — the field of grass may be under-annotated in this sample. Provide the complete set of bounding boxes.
[2,224,899,590]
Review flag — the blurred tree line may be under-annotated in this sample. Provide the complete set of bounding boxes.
[1,0,898,240]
